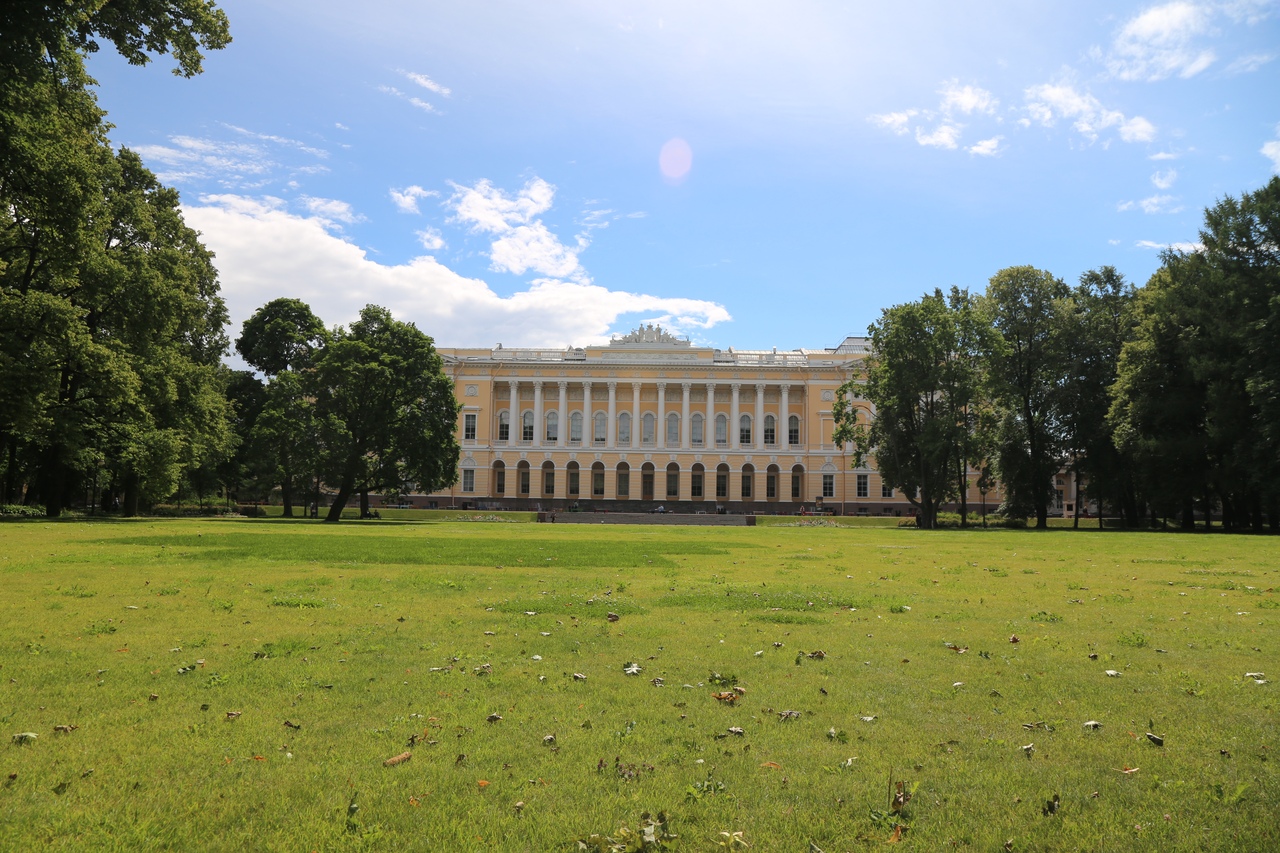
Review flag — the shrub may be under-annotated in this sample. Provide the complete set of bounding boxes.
[0,504,45,518]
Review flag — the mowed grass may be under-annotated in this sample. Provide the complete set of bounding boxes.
[0,520,1276,852]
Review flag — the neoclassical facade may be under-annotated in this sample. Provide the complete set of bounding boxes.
[425,326,916,515]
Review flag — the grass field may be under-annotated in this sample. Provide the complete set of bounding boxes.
[1,519,1276,851]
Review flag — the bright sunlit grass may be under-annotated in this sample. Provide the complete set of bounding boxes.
[1,519,1276,851]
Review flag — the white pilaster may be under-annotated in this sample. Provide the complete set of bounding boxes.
[631,382,642,446]
[681,382,691,450]
[780,384,790,447]
[755,383,765,450]
[656,382,667,450]
[557,381,567,448]
[607,381,617,449]
[582,381,593,446]
[731,383,741,450]
[532,381,543,448]
[705,383,716,448]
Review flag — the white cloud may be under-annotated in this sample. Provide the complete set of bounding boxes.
[1120,116,1158,143]
[1023,82,1156,143]
[1119,194,1184,213]
[224,124,328,159]
[298,196,365,227]
[184,195,729,348]
[869,110,917,135]
[390,185,439,214]
[379,85,440,114]
[416,227,446,251]
[1151,168,1178,188]
[1223,52,1274,73]
[400,70,452,97]
[1105,1,1216,81]
[967,136,1004,156]
[939,80,998,116]
[1263,137,1280,172]
[915,123,962,149]
[1149,151,1180,160]
[335,122,350,131]
[1137,239,1203,251]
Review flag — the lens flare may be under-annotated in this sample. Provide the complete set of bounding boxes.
[659,138,693,183]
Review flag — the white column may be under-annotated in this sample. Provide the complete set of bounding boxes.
[632,382,642,446]
[557,381,567,448]
[582,381,593,446]
[656,382,667,450]
[755,383,766,450]
[705,383,716,448]
[508,380,519,441]
[532,381,543,448]
[681,383,691,450]
[731,383,741,450]
[780,384,790,448]
[607,381,617,448]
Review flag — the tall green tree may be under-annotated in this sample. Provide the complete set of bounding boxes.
[249,370,317,517]
[1111,178,1280,530]
[0,0,232,514]
[236,298,327,376]
[312,305,459,522]
[1061,267,1138,527]
[982,266,1072,529]
[834,288,989,529]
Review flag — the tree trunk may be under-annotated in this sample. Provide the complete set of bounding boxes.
[2,436,16,504]
[1180,498,1195,530]
[281,476,294,518]
[41,447,66,518]
[957,456,968,528]
[360,489,370,519]
[325,477,354,522]
[122,470,141,517]
[1072,468,1081,529]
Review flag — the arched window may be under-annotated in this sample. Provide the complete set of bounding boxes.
[666,462,680,498]
[666,412,680,445]
[764,414,776,446]
[593,411,607,443]
[739,414,752,445]
[715,414,728,447]
[545,411,558,442]
[493,461,506,495]
[570,411,583,442]
[616,462,631,498]
[522,411,534,442]
[498,411,510,442]
[618,412,632,446]
[788,414,800,447]
[642,413,655,445]
[691,413,704,446]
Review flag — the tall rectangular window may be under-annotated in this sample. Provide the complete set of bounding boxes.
[766,473,776,498]
[822,474,835,498]
[568,470,579,496]
[497,415,509,442]
[764,417,776,445]
[592,471,605,496]
[788,417,800,446]
[691,472,703,498]
[667,471,679,498]
[716,472,728,498]
[519,470,530,495]
[495,470,505,495]
[544,470,555,495]
[741,472,752,499]
[739,417,751,445]
[791,473,801,499]
[463,413,477,441]
[462,469,475,492]
[617,471,630,497]
[881,482,894,498]
[856,473,869,498]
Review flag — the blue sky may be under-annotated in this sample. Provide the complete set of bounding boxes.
[87,0,1280,352]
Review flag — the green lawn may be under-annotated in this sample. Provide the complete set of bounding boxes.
[1,518,1276,851]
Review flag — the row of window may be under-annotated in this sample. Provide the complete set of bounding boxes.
[462,465,894,500]
[474,411,802,446]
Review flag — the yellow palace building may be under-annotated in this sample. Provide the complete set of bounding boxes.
[422,325,920,516]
